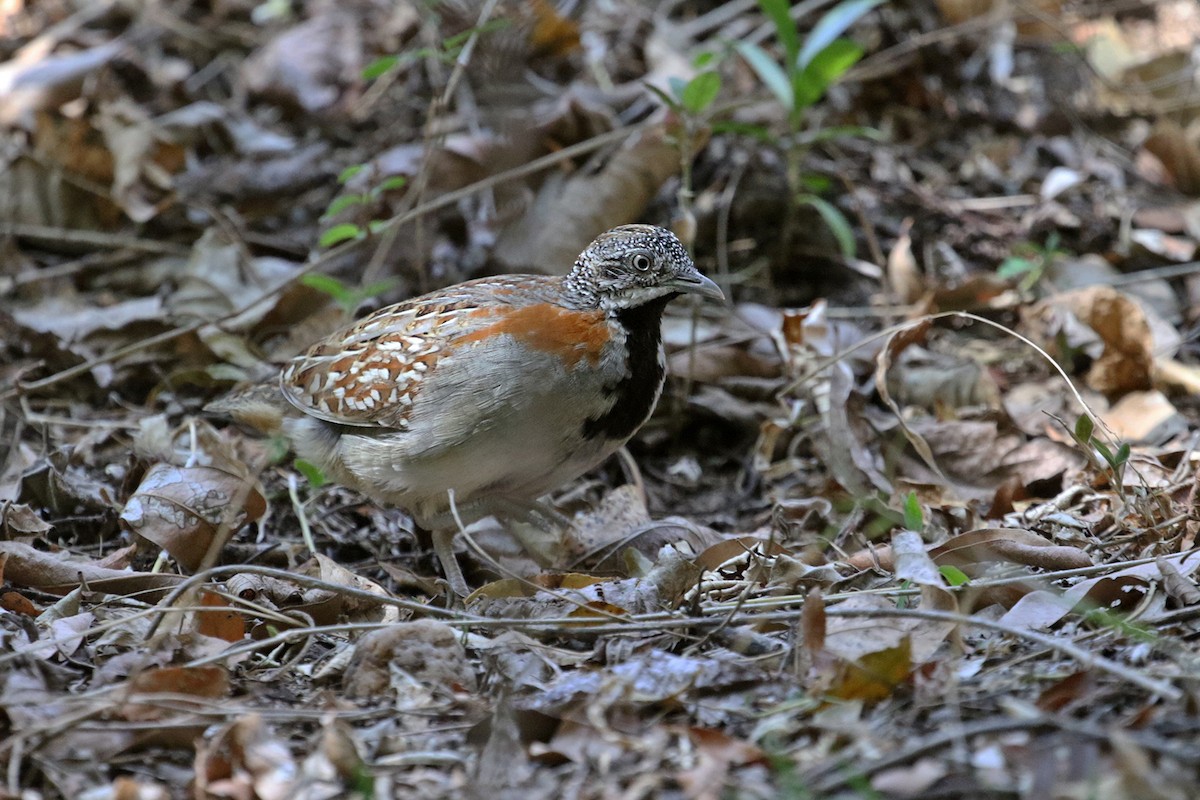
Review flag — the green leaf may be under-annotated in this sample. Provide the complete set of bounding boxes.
[939,565,971,587]
[376,175,408,192]
[902,491,923,532]
[367,219,388,235]
[300,273,353,303]
[338,165,365,184]
[710,119,774,141]
[997,257,1037,279]
[644,81,681,111]
[442,18,510,52]
[667,75,688,101]
[322,194,364,219]
[799,194,856,259]
[319,223,363,247]
[757,0,800,68]
[1074,414,1094,444]
[793,38,863,109]
[680,71,721,114]
[800,174,832,193]
[693,51,716,69]
[736,41,792,111]
[294,459,327,489]
[357,278,399,302]
[362,55,399,81]
[1114,442,1130,467]
[797,0,884,70]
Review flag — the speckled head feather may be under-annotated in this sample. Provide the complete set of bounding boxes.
[562,225,722,312]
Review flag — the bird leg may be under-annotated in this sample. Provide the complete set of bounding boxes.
[430,527,471,598]
[420,495,573,595]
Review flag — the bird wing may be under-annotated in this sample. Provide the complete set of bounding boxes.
[280,276,558,429]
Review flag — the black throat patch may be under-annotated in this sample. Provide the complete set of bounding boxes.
[582,294,674,443]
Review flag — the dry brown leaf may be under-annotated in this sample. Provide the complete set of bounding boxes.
[1156,556,1200,606]
[1100,389,1183,442]
[935,0,1060,37]
[1141,117,1200,195]
[468,544,701,618]
[194,590,246,643]
[1035,670,1094,713]
[311,553,401,624]
[527,0,581,57]
[1024,286,1156,396]
[875,320,948,485]
[122,665,230,722]
[1000,550,1200,629]
[826,637,913,705]
[795,589,825,661]
[0,540,183,599]
[928,528,1093,572]
[886,219,925,303]
[120,462,266,573]
[493,112,702,274]
[884,346,1001,411]
[1,502,52,536]
[1,590,39,616]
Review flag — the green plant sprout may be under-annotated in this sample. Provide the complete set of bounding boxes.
[736,0,885,261]
[292,458,327,490]
[1071,413,1131,486]
[362,18,512,80]
[301,273,399,316]
[997,231,1069,291]
[318,167,408,248]
[901,489,923,531]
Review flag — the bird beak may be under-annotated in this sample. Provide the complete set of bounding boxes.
[671,271,725,301]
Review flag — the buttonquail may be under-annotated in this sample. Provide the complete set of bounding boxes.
[230,225,723,592]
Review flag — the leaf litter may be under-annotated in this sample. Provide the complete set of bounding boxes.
[3,1,1200,798]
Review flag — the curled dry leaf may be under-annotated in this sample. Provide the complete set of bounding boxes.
[120,462,266,573]
[886,219,925,303]
[883,345,1001,412]
[493,111,702,274]
[844,528,1091,612]
[1,502,52,536]
[312,553,401,624]
[1156,556,1200,607]
[928,528,1092,572]
[1024,286,1156,395]
[1142,118,1200,195]
[94,98,186,223]
[0,540,183,599]
[826,637,913,705]
[1100,389,1185,443]
[874,320,947,485]
[674,727,766,800]
[223,572,342,635]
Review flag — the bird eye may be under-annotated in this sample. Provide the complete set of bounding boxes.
[631,253,652,271]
